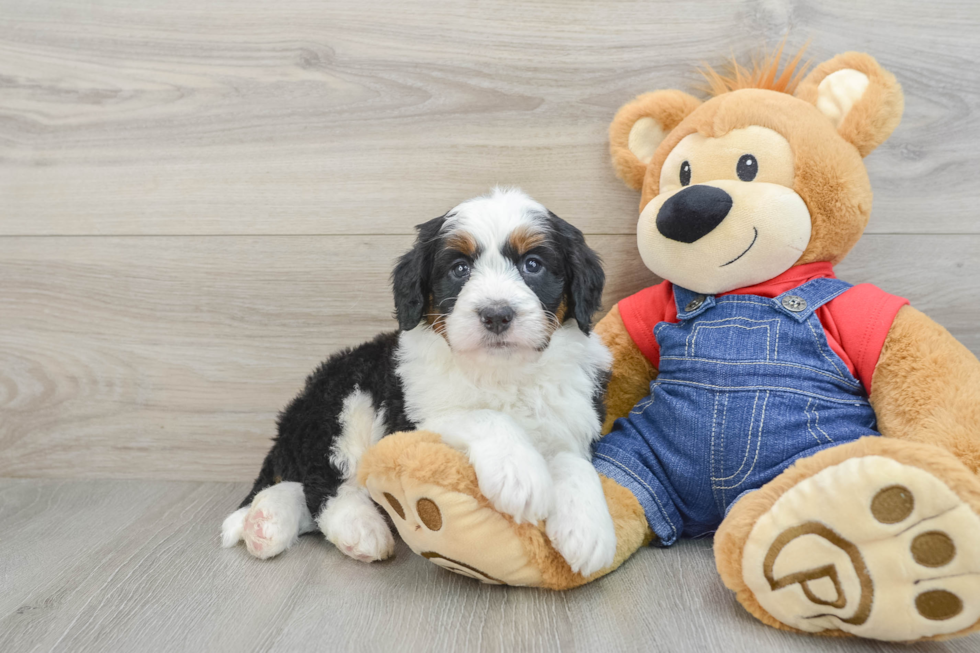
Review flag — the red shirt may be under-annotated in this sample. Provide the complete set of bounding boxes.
[617,261,909,395]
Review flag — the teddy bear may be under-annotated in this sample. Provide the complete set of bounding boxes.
[358,47,980,643]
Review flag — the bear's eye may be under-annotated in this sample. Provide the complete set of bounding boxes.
[680,161,691,186]
[737,154,758,182]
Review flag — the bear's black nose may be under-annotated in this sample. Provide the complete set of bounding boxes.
[656,185,733,243]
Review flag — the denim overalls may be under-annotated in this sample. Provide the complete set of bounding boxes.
[592,277,880,545]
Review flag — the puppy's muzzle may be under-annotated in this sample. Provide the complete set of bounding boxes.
[478,304,515,335]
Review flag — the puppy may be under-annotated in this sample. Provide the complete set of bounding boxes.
[221,188,617,575]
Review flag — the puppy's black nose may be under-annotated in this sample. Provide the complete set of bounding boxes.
[479,304,515,334]
[656,185,733,243]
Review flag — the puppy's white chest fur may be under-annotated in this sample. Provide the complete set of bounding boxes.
[396,324,611,458]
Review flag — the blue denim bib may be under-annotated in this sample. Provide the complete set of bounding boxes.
[593,277,880,545]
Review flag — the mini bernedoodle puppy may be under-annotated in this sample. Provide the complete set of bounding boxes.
[222,188,617,575]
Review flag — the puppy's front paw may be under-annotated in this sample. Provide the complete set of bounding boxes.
[547,492,617,576]
[470,443,554,524]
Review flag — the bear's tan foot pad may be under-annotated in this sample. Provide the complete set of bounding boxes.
[722,439,980,642]
[358,431,593,589]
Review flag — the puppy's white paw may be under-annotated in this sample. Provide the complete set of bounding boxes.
[240,482,311,560]
[470,441,554,524]
[319,485,394,563]
[221,507,249,548]
[329,512,395,563]
[243,507,293,559]
[547,494,617,576]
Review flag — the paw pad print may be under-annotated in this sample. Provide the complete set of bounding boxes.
[366,471,543,586]
[742,456,980,640]
[870,485,962,621]
[383,492,443,532]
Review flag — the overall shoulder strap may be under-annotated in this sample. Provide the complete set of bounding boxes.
[773,277,853,322]
[672,285,716,320]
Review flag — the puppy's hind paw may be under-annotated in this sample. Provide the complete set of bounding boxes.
[319,486,395,563]
[221,507,249,548]
[238,482,310,559]
[242,507,297,559]
[333,514,395,563]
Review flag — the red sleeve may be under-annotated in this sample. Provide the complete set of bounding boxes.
[616,281,678,370]
[822,283,909,395]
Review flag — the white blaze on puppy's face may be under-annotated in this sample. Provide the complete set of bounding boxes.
[437,190,560,358]
[392,187,603,356]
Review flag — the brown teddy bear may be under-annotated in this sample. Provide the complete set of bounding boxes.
[359,48,980,642]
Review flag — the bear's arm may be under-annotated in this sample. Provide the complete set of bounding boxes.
[594,305,658,434]
[870,305,980,473]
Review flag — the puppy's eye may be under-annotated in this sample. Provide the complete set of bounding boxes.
[737,154,758,182]
[450,261,470,279]
[680,161,691,186]
[522,256,544,275]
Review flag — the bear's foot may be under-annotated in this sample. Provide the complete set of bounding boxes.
[718,438,980,642]
[358,431,652,589]
[359,431,557,587]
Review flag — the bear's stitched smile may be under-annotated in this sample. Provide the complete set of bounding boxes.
[721,227,759,267]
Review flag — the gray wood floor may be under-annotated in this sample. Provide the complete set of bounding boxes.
[3,0,980,651]
[2,478,978,653]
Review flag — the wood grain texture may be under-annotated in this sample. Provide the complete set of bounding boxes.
[1,0,979,235]
[0,234,654,481]
[1,234,977,482]
[1,478,979,653]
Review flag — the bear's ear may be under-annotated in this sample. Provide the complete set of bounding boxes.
[795,52,904,157]
[609,90,702,190]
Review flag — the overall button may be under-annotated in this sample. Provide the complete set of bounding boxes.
[685,295,706,312]
[781,295,808,312]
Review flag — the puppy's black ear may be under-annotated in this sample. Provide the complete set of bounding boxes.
[548,211,605,334]
[392,215,446,331]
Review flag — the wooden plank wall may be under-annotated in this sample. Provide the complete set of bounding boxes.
[2,0,979,481]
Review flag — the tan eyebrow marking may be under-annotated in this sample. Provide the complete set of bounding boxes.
[508,225,546,255]
[445,231,478,257]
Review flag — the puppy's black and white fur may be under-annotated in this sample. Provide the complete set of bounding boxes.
[222,188,616,574]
